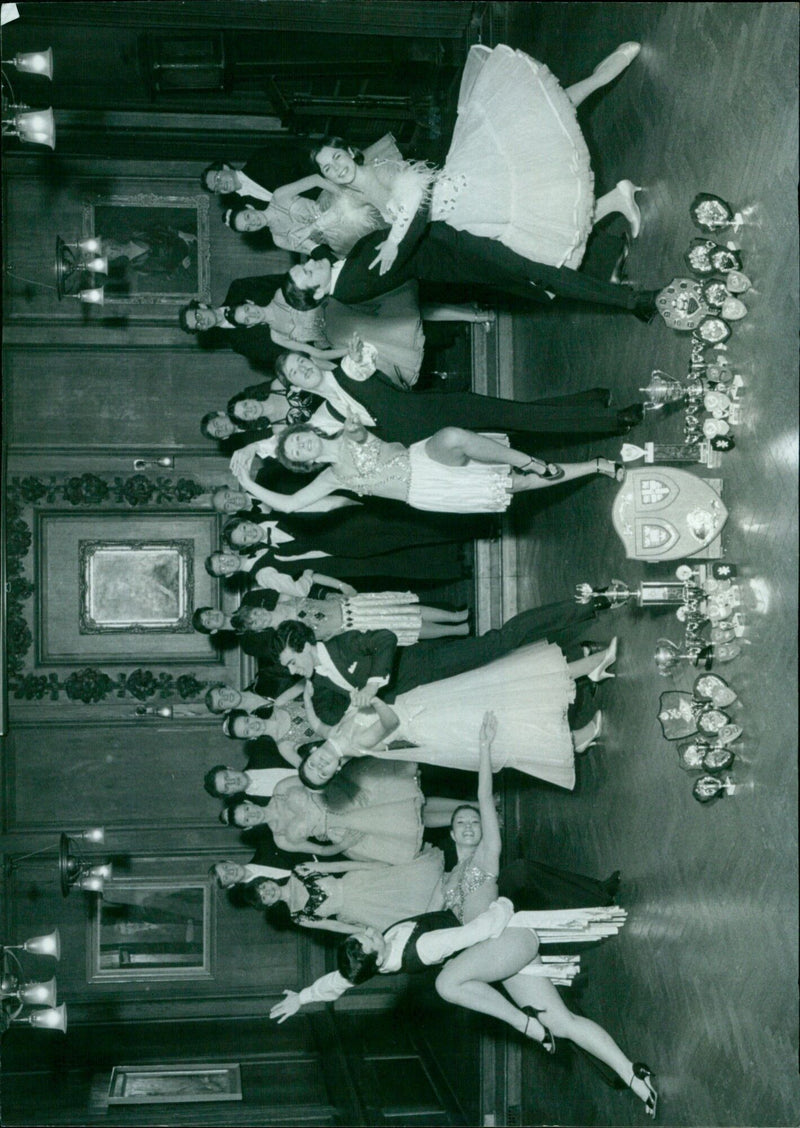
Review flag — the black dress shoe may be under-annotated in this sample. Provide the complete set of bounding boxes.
[617,403,645,428]
[601,870,622,900]
[632,290,659,323]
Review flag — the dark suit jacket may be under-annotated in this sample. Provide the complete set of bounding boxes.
[197,275,285,370]
[311,629,398,725]
[244,825,319,866]
[330,209,638,312]
[240,738,291,806]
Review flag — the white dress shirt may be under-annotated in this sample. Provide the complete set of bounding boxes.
[236,172,272,202]
[244,768,298,797]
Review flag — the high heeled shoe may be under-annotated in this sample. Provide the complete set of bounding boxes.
[594,457,626,482]
[615,179,643,239]
[522,1006,556,1054]
[630,1062,658,1118]
[588,637,617,682]
[593,41,641,76]
[519,458,565,481]
[574,709,603,754]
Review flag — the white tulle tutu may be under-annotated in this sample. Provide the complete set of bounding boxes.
[434,44,595,269]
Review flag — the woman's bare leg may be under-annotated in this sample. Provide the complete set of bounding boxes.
[435,929,547,1038]
[421,303,495,324]
[566,43,641,107]
[419,605,470,623]
[503,958,650,1099]
[419,622,470,639]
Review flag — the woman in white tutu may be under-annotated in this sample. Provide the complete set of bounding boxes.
[311,42,642,275]
[296,640,617,791]
[233,418,625,517]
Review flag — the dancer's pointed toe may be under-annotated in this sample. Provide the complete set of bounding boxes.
[616,180,643,238]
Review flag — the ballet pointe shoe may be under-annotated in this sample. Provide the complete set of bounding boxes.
[522,1006,557,1054]
[592,42,642,84]
[629,1062,658,1118]
[588,637,618,682]
[615,180,643,239]
[574,709,603,754]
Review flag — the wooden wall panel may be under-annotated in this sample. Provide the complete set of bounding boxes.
[6,724,234,828]
[3,347,270,447]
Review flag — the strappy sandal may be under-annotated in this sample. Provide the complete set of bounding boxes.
[522,1005,556,1054]
[519,458,565,481]
[630,1061,658,1118]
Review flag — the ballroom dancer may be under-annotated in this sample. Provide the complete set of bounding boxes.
[271,595,606,726]
[232,417,625,518]
[240,847,445,934]
[311,43,642,274]
[274,345,644,441]
[270,715,657,1117]
[294,635,615,790]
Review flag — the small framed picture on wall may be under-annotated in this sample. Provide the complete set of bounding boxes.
[82,193,211,304]
[107,1063,242,1104]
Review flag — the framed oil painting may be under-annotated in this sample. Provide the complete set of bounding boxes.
[89,880,212,982]
[107,1064,242,1105]
[79,540,193,634]
[82,193,211,304]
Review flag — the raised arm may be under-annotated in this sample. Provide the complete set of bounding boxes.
[312,573,358,598]
[369,166,431,274]
[274,835,349,857]
[236,466,342,513]
[474,711,503,871]
[270,329,347,361]
[269,971,352,1023]
[295,917,363,936]
[272,174,331,203]
[303,681,333,738]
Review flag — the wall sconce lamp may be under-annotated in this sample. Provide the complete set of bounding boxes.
[3,49,54,79]
[134,705,173,719]
[1,938,67,1035]
[3,929,61,960]
[10,830,110,898]
[1,103,55,148]
[132,456,174,471]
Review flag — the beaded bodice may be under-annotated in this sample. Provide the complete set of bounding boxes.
[330,431,411,500]
[280,701,321,751]
[264,197,322,255]
[279,595,344,641]
[442,855,497,924]
[290,871,330,922]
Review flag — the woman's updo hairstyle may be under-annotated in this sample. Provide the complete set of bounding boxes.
[311,135,365,170]
[282,272,325,312]
[276,424,329,473]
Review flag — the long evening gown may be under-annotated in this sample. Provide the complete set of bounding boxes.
[288,846,444,931]
[271,764,425,864]
[327,641,577,789]
[338,45,594,269]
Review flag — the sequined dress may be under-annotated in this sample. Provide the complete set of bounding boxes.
[288,847,444,931]
[276,591,422,646]
[329,430,513,514]
[341,45,594,269]
[442,856,498,924]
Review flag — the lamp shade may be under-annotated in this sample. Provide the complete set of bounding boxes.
[23,928,61,960]
[79,287,104,305]
[27,1003,67,1032]
[78,238,102,256]
[19,977,57,1008]
[77,874,104,892]
[13,48,53,79]
[14,107,55,149]
[88,864,113,880]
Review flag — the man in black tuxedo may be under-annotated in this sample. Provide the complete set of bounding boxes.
[272,598,601,725]
[178,274,284,370]
[204,739,294,807]
[285,207,659,320]
[201,151,275,207]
